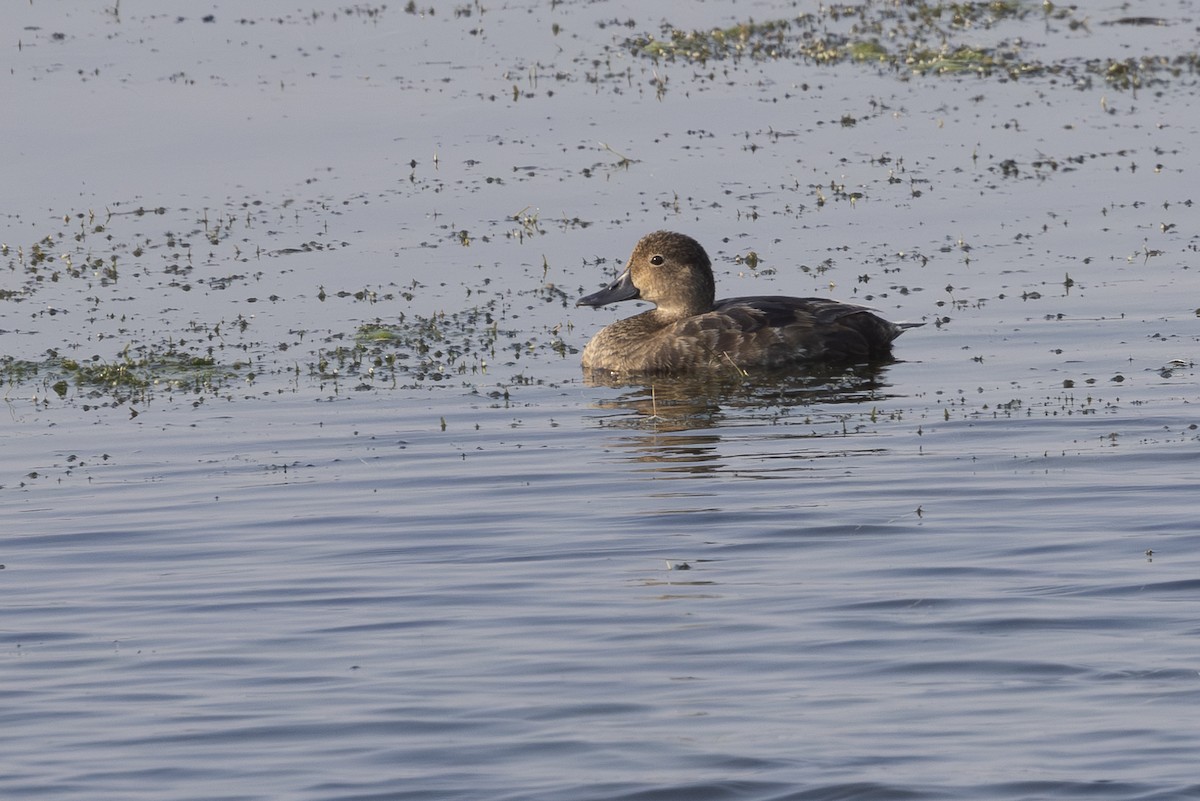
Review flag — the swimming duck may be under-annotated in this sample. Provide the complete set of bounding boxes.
[576,231,918,376]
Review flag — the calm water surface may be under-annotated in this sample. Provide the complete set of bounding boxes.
[4,2,1200,799]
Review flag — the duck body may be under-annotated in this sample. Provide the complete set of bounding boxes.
[577,231,917,376]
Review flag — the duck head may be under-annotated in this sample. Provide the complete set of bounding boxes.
[576,231,716,319]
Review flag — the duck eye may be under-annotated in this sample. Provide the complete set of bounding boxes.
[649,254,665,266]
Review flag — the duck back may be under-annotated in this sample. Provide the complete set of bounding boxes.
[710,296,906,366]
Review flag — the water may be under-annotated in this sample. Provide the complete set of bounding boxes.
[4,2,1200,799]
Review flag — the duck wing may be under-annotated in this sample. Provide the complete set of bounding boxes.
[671,296,909,370]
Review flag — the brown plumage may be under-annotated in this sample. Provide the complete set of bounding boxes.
[576,231,918,376]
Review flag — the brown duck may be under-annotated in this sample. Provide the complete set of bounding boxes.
[577,231,919,376]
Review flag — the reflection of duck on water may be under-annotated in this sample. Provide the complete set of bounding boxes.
[577,231,920,379]
[589,366,898,434]
[589,371,898,478]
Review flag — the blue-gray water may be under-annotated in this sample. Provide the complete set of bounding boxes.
[4,2,1199,799]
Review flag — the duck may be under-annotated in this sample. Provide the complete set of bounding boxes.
[576,231,919,376]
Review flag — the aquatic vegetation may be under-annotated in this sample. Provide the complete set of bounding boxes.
[626,1,1199,89]
[2,348,239,410]
[352,308,499,383]
[330,283,575,388]
[0,173,587,407]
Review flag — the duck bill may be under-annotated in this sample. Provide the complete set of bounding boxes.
[576,268,640,308]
